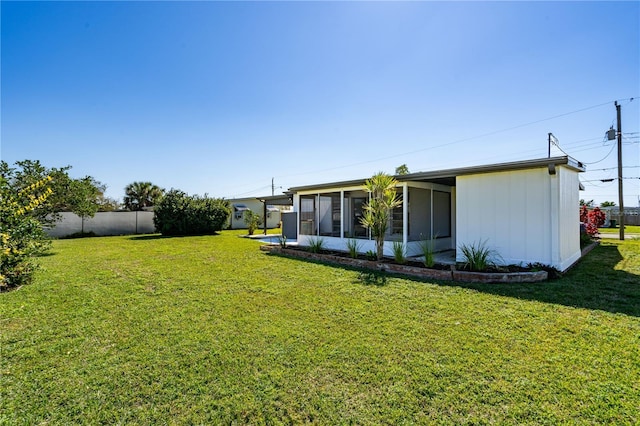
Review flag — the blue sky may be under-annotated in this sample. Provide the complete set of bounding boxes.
[2,1,638,206]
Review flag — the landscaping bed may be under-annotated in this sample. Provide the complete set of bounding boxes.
[260,245,549,283]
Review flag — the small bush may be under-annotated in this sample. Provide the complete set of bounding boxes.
[0,174,53,290]
[459,239,501,272]
[278,235,287,248]
[365,250,377,261]
[307,237,325,253]
[345,238,361,258]
[153,190,230,236]
[244,210,262,236]
[418,234,437,268]
[392,241,407,264]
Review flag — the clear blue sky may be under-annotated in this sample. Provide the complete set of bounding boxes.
[2,1,638,206]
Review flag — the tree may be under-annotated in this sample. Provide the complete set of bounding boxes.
[124,181,164,211]
[0,160,104,226]
[395,164,410,175]
[0,173,53,290]
[244,210,262,235]
[600,201,616,207]
[580,199,594,207]
[153,190,230,236]
[360,172,402,261]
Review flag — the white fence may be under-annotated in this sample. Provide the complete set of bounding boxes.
[45,211,155,238]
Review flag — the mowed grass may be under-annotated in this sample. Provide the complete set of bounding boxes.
[598,225,640,234]
[1,232,639,424]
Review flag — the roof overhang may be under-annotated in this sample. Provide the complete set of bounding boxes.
[255,194,293,206]
[288,156,585,193]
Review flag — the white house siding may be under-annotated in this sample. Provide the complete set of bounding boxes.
[456,166,580,271]
[557,168,581,271]
[227,198,283,230]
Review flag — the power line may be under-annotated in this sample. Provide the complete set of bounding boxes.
[275,97,637,180]
[583,143,617,165]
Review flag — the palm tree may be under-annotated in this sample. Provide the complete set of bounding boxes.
[123,181,164,211]
[360,172,402,261]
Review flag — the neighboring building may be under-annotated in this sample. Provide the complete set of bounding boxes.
[227,197,292,230]
[287,156,585,272]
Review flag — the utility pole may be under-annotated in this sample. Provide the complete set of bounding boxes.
[272,177,274,196]
[548,133,552,158]
[616,101,624,240]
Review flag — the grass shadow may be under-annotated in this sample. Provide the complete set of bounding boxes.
[436,243,640,317]
[355,271,388,286]
[266,243,639,316]
[128,234,173,241]
[128,233,222,241]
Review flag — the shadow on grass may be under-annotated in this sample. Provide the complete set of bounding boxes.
[128,234,172,241]
[128,233,223,241]
[356,271,388,286]
[437,243,640,317]
[267,244,640,317]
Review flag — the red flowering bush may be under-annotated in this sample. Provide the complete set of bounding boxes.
[588,207,606,228]
[580,206,605,238]
[580,205,589,223]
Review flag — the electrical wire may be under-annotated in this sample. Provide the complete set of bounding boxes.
[582,143,617,165]
[274,97,637,180]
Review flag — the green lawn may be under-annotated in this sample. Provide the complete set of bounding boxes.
[598,224,640,234]
[2,231,639,424]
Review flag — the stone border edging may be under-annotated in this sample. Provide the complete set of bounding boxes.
[260,245,548,284]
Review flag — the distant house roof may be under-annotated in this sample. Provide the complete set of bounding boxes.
[289,156,585,193]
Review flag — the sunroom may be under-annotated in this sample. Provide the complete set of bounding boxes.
[293,181,454,257]
[287,156,586,271]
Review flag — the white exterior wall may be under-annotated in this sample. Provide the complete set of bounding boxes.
[46,211,155,237]
[557,168,582,271]
[228,198,283,229]
[456,166,581,271]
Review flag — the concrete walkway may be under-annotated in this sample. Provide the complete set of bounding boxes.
[599,233,639,239]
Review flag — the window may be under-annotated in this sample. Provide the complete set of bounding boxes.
[319,193,341,237]
[433,191,451,238]
[233,204,250,221]
[300,195,316,235]
[389,192,404,238]
[343,191,369,239]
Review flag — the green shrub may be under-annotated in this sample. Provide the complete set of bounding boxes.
[365,250,377,261]
[243,210,262,236]
[418,234,437,268]
[307,237,325,253]
[345,238,361,258]
[392,241,407,264]
[153,190,230,236]
[278,235,287,248]
[459,239,501,272]
[0,174,52,290]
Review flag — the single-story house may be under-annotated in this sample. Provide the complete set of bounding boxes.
[227,197,292,230]
[287,156,585,272]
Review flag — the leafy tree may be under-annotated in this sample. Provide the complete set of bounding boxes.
[244,210,262,235]
[96,195,121,212]
[395,164,410,175]
[0,160,104,226]
[0,173,53,290]
[153,190,230,236]
[579,199,594,207]
[360,172,402,261]
[124,181,164,211]
[600,201,616,207]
